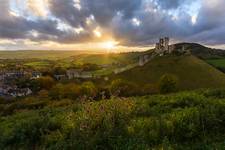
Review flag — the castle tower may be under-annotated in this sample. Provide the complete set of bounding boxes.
[164,37,169,51]
[155,37,171,54]
[159,38,164,53]
[155,43,160,53]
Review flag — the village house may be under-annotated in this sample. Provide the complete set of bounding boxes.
[66,69,93,79]
[54,74,66,80]
[0,84,32,98]
[9,88,32,97]
[31,72,42,79]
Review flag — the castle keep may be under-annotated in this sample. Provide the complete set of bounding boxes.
[155,37,174,55]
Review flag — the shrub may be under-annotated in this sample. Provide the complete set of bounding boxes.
[158,74,178,94]
[63,83,81,100]
[95,87,111,100]
[110,79,138,97]
[38,90,49,99]
[203,88,225,99]
[49,84,64,100]
[67,99,135,149]
[0,111,62,149]
[37,76,55,90]
[142,84,158,95]
[80,82,97,100]
[49,83,81,100]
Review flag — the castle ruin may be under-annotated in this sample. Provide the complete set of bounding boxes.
[155,37,174,55]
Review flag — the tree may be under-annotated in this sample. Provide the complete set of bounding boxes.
[37,76,55,90]
[63,83,81,99]
[80,82,97,99]
[53,66,66,75]
[110,79,137,97]
[158,74,178,94]
[38,90,49,99]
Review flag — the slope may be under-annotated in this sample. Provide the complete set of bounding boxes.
[111,55,225,90]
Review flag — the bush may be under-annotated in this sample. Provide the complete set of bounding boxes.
[37,76,55,90]
[203,88,225,99]
[67,99,135,149]
[0,111,62,149]
[158,74,178,94]
[49,83,81,100]
[80,82,97,100]
[38,90,49,99]
[142,84,158,95]
[49,84,64,100]
[95,87,111,100]
[63,83,81,100]
[110,79,138,97]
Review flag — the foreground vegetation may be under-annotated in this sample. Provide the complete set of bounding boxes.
[1,88,225,149]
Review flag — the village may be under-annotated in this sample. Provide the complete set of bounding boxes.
[0,37,185,98]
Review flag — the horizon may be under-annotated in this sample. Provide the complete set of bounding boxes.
[0,42,224,53]
[0,0,225,52]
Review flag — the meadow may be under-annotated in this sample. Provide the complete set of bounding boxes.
[206,58,225,68]
[1,89,225,149]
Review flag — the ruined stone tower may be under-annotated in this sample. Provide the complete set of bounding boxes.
[155,37,171,55]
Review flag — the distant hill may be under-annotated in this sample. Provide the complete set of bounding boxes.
[111,55,225,90]
[173,43,225,59]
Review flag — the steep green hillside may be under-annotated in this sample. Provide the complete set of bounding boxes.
[112,55,225,90]
[174,43,225,59]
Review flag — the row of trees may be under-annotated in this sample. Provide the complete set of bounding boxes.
[35,74,178,101]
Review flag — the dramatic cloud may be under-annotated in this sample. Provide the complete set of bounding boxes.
[0,0,225,50]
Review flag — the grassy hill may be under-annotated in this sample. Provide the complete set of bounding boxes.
[173,43,225,59]
[111,55,225,90]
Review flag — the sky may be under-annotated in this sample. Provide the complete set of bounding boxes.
[0,0,225,52]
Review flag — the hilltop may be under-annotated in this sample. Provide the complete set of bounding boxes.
[111,55,225,90]
[173,43,225,59]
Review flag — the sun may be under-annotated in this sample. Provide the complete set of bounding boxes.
[102,41,118,51]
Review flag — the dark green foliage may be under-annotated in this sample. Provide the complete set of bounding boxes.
[49,82,98,101]
[49,83,81,100]
[203,88,225,99]
[1,89,225,149]
[37,76,56,90]
[0,109,63,149]
[52,66,66,75]
[110,79,138,97]
[80,82,98,99]
[158,74,178,94]
[141,84,158,95]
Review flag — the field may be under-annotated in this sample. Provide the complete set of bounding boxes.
[1,89,225,149]
[206,58,225,68]
[0,50,141,62]
[112,55,225,90]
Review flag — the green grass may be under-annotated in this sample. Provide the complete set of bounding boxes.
[24,61,51,67]
[0,51,86,60]
[111,55,225,90]
[70,53,141,65]
[206,58,225,68]
[0,51,141,63]
[1,89,225,149]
